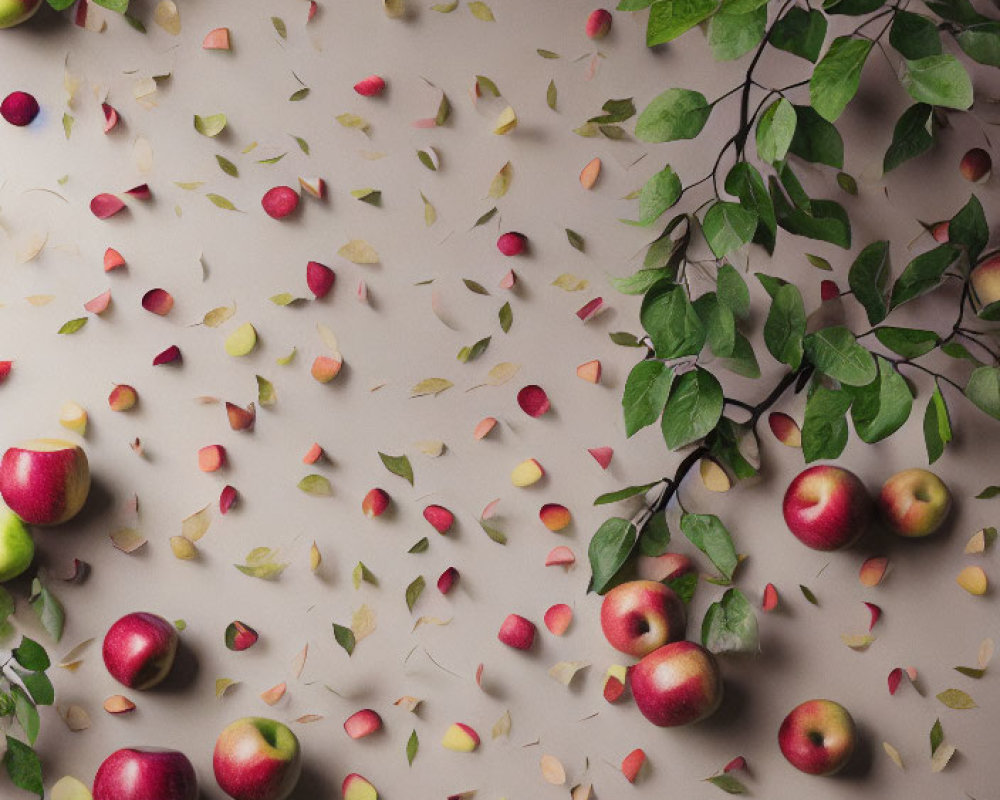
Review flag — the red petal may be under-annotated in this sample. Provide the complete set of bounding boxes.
[90,194,126,219]
[306,261,336,298]
[887,667,902,695]
[220,485,238,514]
[141,288,174,316]
[576,296,604,321]
[152,345,181,365]
[126,184,151,200]
[517,384,551,417]
[101,103,119,133]
[588,447,613,469]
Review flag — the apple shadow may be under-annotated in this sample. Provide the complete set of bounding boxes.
[75,476,117,527]
[834,719,874,781]
[152,640,199,695]
[699,676,751,733]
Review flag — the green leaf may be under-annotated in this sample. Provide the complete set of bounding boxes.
[890,244,960,309]
[566,229,584,252]
[807,254,833,271]
[756,99,796,164]
[612,268,672,295]
[703,202,757,258]
[207,193,238,211]
[289,87,310,102]
[718,331,761,378]
[638,512,671,556]
[271,16,287,37]
[803,326,877,386]
[661,367,724,450]
[848,241,891,325]
[788,104,844,168]
[406,729,419,766]
[849,357,913,443]
[11,687,38,746]
[936,688,977,709]
[4,737,42,798]
[823,0,883,14]
[770,178,852,248]
[706,773,749,794]
[716,263,750,319]
[837,171,858,195]
[623,360,675,437]
[28,579,64,642]
[802,386,852,462]
[417,150,437,171]
[618,0,655,7]
[693,293,736,357]
[293,135,310,154]
[352,561,378,588]
[777,161,812,212]
[883,103,934,173]
[890,11,943,60]
[194,113,227,137]
[770,7,827,62]
[457,336,491,363]
[215,155,239,177]
[473,207,498,227]
[954,666,987,679]
[546,79,557,110]
[800,584,819,605]
[930,718,944,754]
[0,586,14,633]
[332,623,355,656]
[707,417,759,479]
[966,366,1000,419]
[956,23,1000,67]
[12,638,49,672]
[707,5,766,61]
[666,572,698,605]
[756,272,788,298]
[923,383,952,464]
[588,98,636,124]
[681,514,738,583]
[588,518,637,594]
[948,195,988,263]
[927,0,988,24]
[901,55,974,110]
[13,669,53,707]
[941,341,980,364]
[499,301,512,333]
[724,162,776,252]
[701,588,757,653]
[378,452,414,485]
[610,331,643,347]
[640,281,706,358]
[407,537,429,554]
[405,576,425,611]
[763,284,806,369]
[646,0,720,46]
[58,318,88,335]
[975,486,1000,499]
[594,482,659,505]
[874,326,940,358]
[47,0,77,8]
[627,165,682,226]
[809,36,873,122]
[297,474,332,496]
[635,88,712,142]
[480,520,507,545]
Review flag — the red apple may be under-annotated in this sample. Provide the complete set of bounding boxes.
[93,748,196,800]
[214,717,302,800]
[629,641,723,727]
[103,612,178,690]
[600,580,686,657]
[782,465,871,551]
[778,699,857,776]
[0,0,42,29]
[877,468,951,537]
[343,709,382,739]
[0,438,90,526]
[93,748,197,800]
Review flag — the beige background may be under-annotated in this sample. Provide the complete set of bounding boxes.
[1,0,999,798]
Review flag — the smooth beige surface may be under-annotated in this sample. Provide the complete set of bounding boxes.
[1,1,998,798]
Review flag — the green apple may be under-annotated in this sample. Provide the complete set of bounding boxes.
[0,505,34,582]
[0,0,41,28]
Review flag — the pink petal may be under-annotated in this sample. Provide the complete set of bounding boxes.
[90,193,126,219]
[152,345,181,366]
[887,667,902,695]
[102,103,119,133]
[864,601,882,631]
[141,288,174,316]
[83,289,112,315]
[543,604,573,636]
[545,546,575,567]
[220,485,238,514]
[588,446,613,469]
[498,270,516,289]
[126,184,151,200]
[354,75,386,97]
[723,756,747,773]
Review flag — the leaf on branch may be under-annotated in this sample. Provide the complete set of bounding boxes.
[588,518,637,594]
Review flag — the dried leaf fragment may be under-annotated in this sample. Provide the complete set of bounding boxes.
[548,660,589,686]
[540,754,566,785]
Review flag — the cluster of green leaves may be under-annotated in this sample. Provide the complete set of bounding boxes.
[589,0,1000,657]
[0,635,53,798]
